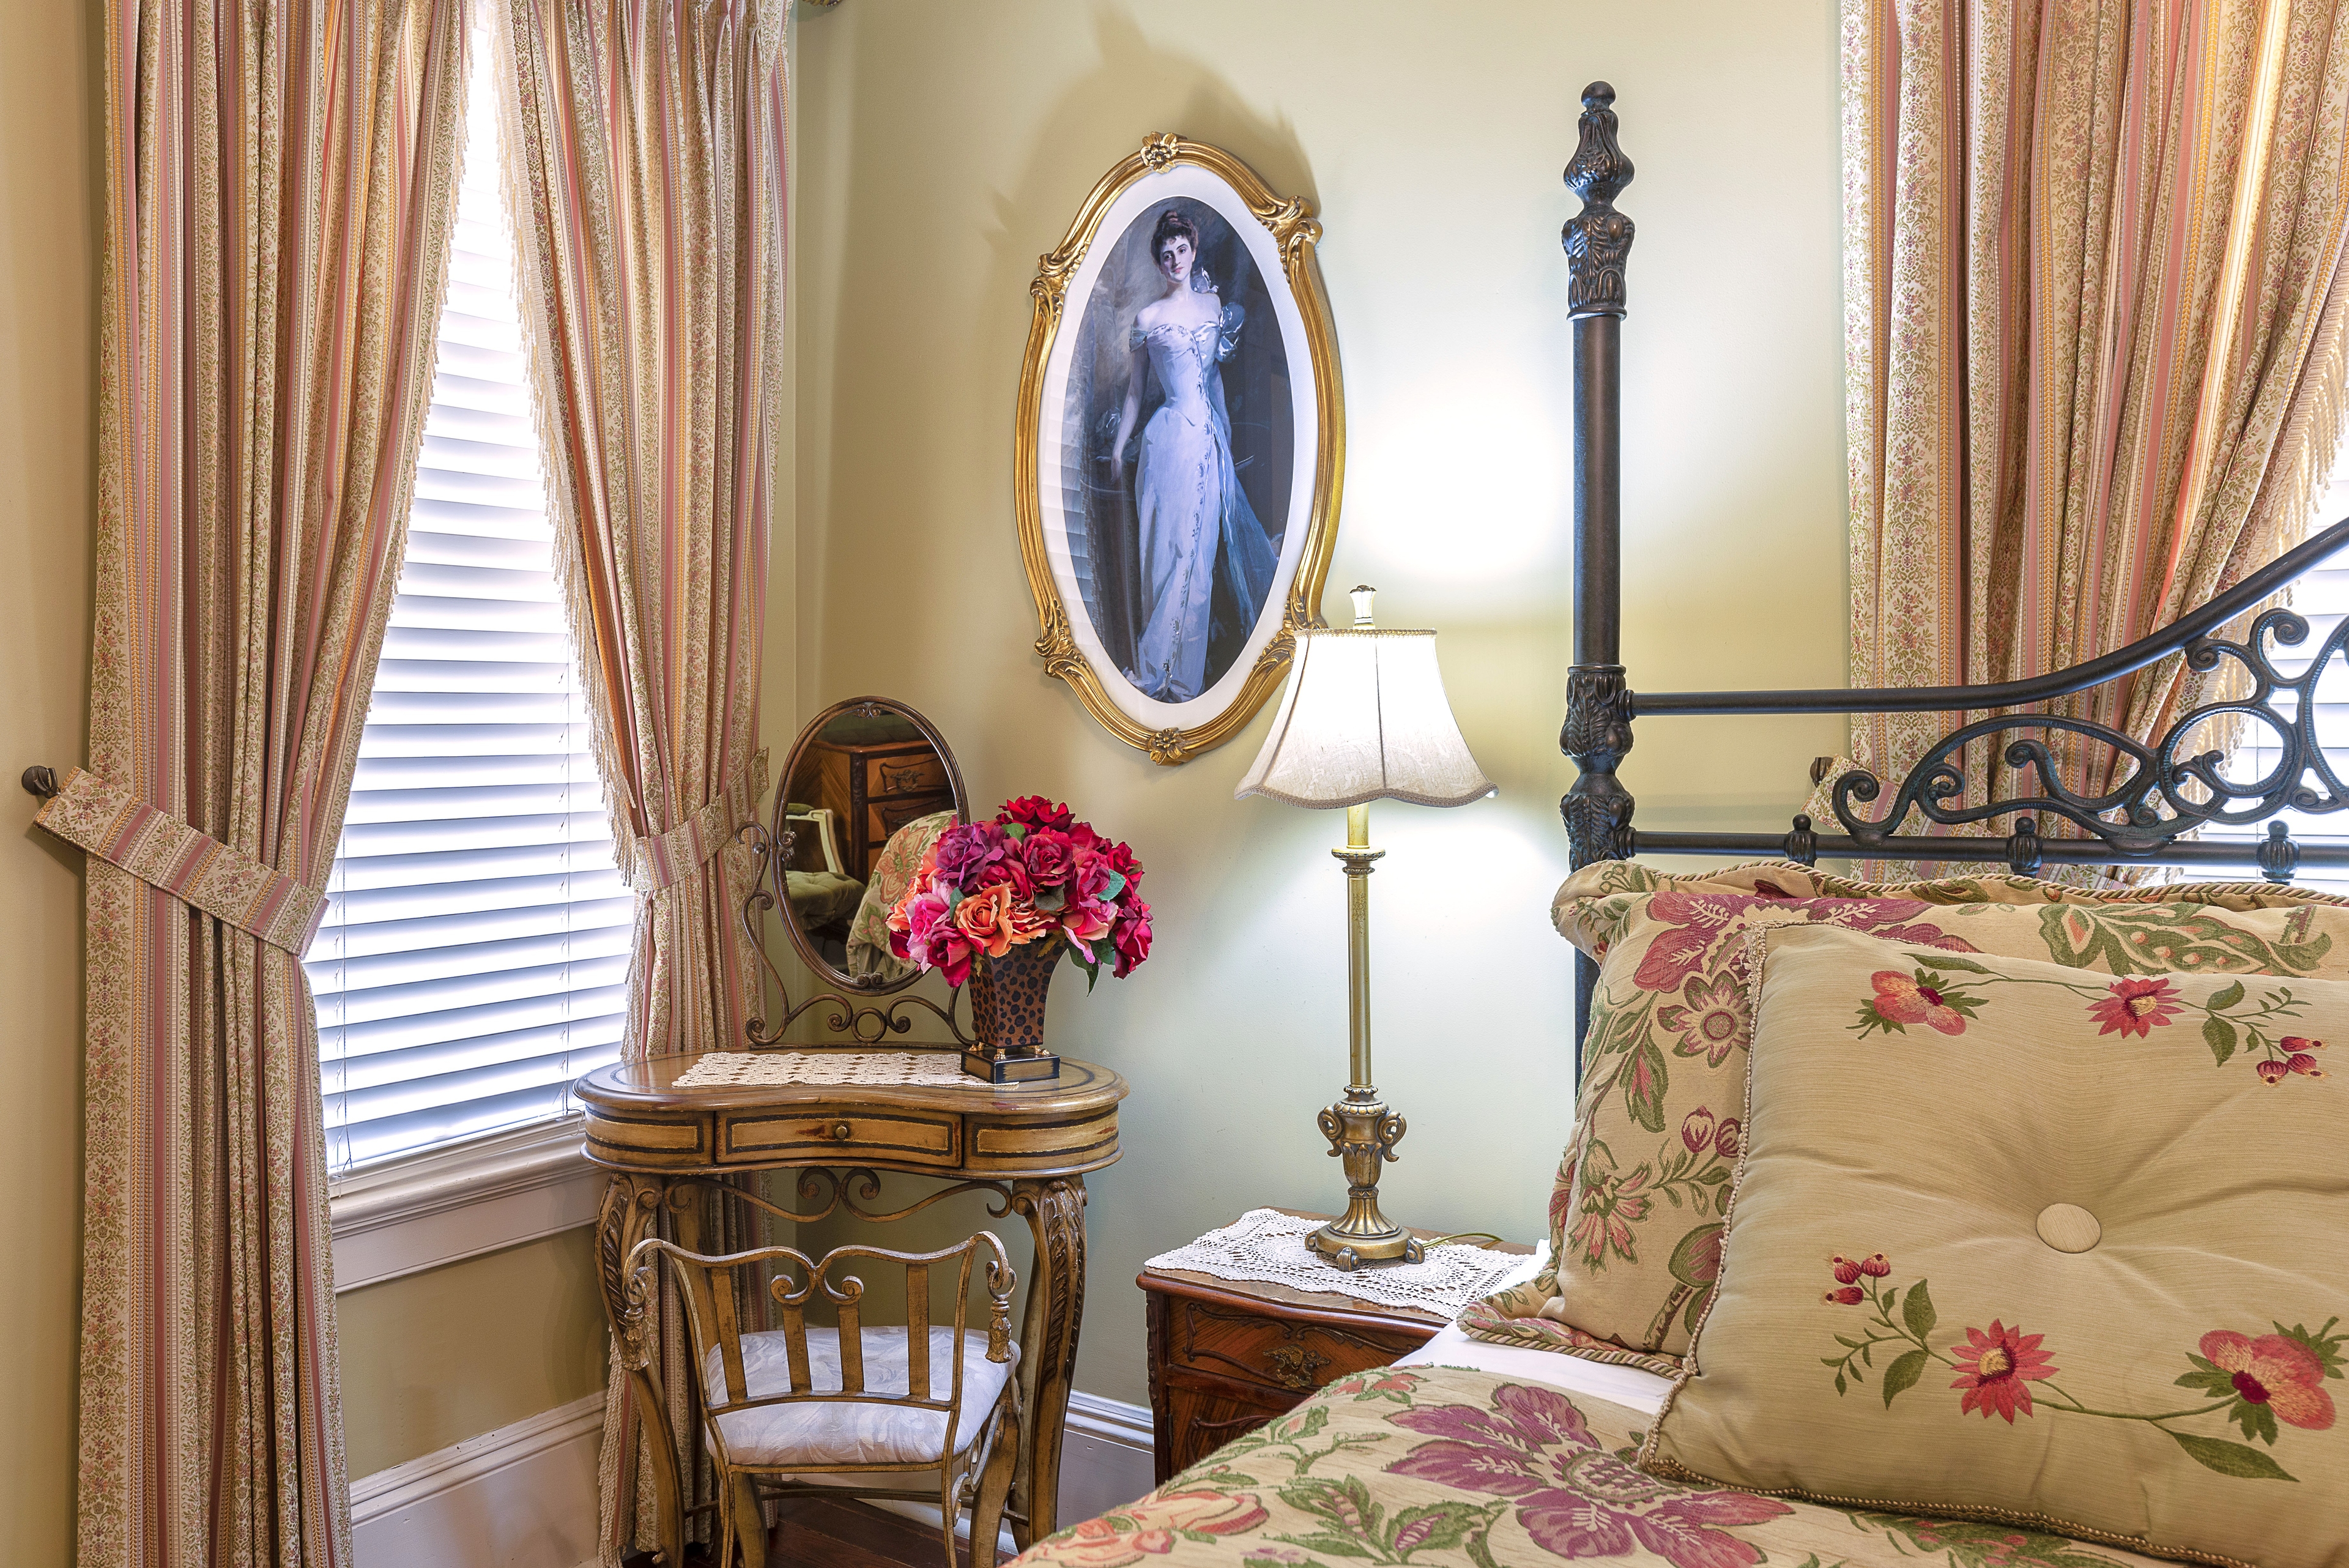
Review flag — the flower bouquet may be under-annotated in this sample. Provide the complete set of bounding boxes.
[886,795,1152,1080]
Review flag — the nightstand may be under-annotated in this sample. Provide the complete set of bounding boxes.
[1137,1208,1531,1484]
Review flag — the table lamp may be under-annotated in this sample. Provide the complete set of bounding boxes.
[1235,585,1494,1269]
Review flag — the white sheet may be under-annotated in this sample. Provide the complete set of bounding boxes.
[1391,1243,1673,1418]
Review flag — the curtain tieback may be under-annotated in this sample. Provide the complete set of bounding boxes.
[33,766,328,954]
[619,749,771,897]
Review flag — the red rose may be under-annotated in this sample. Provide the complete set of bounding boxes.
[1001,795,1074,831]
[1023,828,1077,886]
[1110,902,1153,978]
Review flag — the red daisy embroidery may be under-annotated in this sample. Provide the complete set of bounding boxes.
[2085,977,2183,1038]
[1950,1320,2057,1422]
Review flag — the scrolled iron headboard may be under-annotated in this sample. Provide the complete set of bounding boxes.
[1556,82,2349,1058]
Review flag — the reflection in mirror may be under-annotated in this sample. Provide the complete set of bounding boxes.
[779,699,965,994]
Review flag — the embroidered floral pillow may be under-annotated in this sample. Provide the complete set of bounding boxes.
[1467,860,2349,1370]
[1641,923,2348,1568]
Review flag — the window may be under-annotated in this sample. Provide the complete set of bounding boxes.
[2207,438,2349,896]
[305,48,633,1178]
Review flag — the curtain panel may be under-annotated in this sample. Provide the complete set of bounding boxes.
[72,2,469,1564]
[492,2,785,1555]
[1841,0,2349,855]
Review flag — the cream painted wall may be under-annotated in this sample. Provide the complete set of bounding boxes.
[0,0,100,1560]
[789,0,1850,1413]
[338,1232,610,1479]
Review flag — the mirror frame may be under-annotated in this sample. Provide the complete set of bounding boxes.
[741,696,974,1044]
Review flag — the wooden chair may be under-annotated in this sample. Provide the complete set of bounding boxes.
[620,1231,1023,1568]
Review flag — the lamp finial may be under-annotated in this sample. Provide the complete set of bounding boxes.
[1349,585,1376,628]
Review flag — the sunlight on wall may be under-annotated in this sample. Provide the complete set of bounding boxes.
[791,0,1850,1413]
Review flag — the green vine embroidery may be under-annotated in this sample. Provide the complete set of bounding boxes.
[1820,1254,2342,1481]
[1848,953,2325,1083]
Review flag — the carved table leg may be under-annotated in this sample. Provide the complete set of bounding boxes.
[1008,1175,1088,1547]
[598,1173,686,1568]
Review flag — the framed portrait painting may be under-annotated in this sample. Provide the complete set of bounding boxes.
[1016,134,1343,765]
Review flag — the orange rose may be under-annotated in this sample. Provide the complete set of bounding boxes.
[1005,894,1056,946]
[951,883,1017,958]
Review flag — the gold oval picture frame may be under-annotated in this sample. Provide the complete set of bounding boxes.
[1016,133,1343,766]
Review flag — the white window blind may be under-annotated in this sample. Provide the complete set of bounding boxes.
[305,52,633,1177]
[2208,442,2349,896]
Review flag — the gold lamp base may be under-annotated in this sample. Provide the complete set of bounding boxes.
[1305,1087,1425,1271]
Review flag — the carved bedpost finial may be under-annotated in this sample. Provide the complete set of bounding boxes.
[1562,80,1635,318]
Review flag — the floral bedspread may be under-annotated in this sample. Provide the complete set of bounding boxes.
[1011,1365,2166,1568]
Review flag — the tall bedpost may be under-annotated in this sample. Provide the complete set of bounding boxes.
[1560,81,1636,1073]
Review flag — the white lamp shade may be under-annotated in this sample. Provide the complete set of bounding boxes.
[1234,627,1495,809]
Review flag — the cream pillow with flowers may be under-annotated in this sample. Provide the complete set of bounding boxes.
[1461,860,2349,1373]
[1641,922,2348,1568]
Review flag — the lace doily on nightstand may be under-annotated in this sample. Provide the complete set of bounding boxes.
[670,1051,979,1089]
[1142,1207,1523,1316]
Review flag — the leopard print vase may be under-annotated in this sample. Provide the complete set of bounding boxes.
[968,935,1062,1051]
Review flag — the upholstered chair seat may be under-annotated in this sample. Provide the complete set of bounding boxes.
[704,1326,1020,1466]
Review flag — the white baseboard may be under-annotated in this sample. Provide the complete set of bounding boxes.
[1059,1390,1156,1523]
[344,1386,1155,1568]
[350,1392,604,1568]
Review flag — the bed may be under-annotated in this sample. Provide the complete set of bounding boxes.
[1009,83,2349,1568]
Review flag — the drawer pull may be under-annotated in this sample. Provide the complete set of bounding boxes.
[829,1121,854,1142]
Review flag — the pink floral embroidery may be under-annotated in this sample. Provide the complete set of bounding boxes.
[2085,977,2183,1038]
[1387,1383,1792,1567]
[1655,969,1743,1065]
[2197,1331,2336,1432]
[1864,970,1974,1035]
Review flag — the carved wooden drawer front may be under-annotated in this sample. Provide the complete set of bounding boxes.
[866,751,946,798]
[718,1105,961,1167]
[1168,1297,1427,1394]
[1141,1276,1444,1485]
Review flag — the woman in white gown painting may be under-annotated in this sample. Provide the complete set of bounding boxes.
[1110,207,1279,703]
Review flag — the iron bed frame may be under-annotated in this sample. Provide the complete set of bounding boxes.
[1556,82,2349,1057]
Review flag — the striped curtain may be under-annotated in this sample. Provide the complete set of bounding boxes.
[1842,0,2349,855]
[68,2,467,1564]
[492,2,785,1556]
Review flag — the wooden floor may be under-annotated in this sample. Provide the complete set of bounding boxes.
[622,1495,974,1568]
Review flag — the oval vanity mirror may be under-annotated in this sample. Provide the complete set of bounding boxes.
[772,697,968,994]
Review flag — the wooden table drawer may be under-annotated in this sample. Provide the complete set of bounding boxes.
[866,792,954,844]
[718,1105,962,1167]
[866,750,947,798]
[1162,1293,1431,1394]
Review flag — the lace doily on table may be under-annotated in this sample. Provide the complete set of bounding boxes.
[670,1051,979,1090]
[1142,1208,1523,1317]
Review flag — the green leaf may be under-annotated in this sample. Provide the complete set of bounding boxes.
[2167,1430,2298,1481]
[1910,952,1992,973]
[1902,1279,1938,1341]
[2209,980,2246,1010]
[1835,1370,1847,1396]
[2203,1016,2238,1065]
[1881,1348,1929,1408]
[1623,1039,1669,1133]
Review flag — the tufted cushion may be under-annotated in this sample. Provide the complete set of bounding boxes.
[1467,858,2349,1373]
[1640,922,2349,1568]
[702,1326,1017,1467]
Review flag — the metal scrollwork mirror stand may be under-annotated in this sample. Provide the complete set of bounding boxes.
[740,696,977,1049]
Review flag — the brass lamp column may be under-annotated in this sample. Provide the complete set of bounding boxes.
[1236,587,1494,1270]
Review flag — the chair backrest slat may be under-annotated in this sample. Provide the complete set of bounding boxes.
[837,1290,864,1394]
[780,1298,813,1394]
[905,1261,930,1400]
[707,1251,749,1403]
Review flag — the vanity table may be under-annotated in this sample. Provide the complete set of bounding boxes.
[575,1048,1127,1562]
